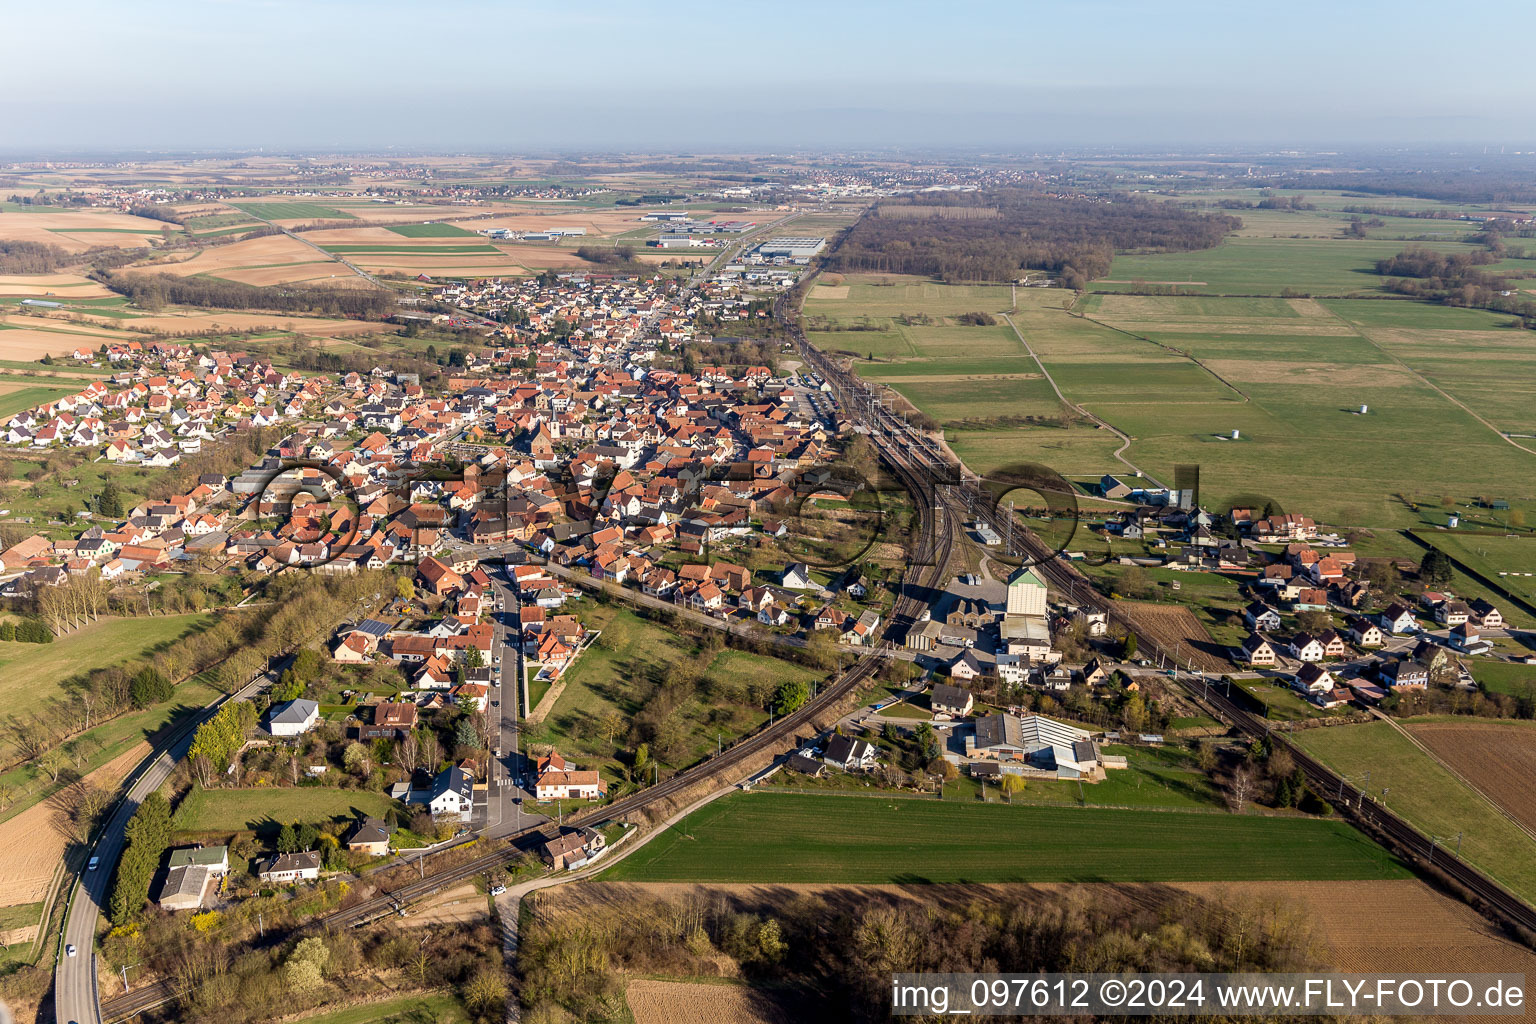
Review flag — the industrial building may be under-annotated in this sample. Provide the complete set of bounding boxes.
[756,236,826,259]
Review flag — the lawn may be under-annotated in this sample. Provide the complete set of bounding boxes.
[286,994,469,1024]
[1292,720,1536,904]
[602,792,1405,883]
[0,612,215,707]
[1471,661,1536,697]
[522,608,825,779]
[386,223,478,238]
[172,785,404,836]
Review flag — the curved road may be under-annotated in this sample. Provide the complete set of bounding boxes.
[54,672,271,1024]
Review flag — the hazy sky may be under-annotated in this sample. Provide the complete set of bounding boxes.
[4,0,1531,152]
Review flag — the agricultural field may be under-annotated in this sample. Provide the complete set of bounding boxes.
[627,980,788,1024]
[1087,237,1481,296]
[1471,661,1536,697]
[0,273,116,299]
[602,792,1406,884]
[1293,720,1536,904]
[171,785,403,837]
[1403,718,1536,833]
[227,201,356,222]
[385,222,477,238]
[1116,599,1233,671]
[0,207,183,251]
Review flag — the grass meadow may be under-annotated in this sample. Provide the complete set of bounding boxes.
[1293,721,1536,905]
[601,792,1406,884]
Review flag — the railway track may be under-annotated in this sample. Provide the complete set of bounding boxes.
[788,275,1536,941]
[102,405,954,1022]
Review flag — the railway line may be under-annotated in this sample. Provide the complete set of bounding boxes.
[100,375,955,1023]
[790,292,1536,942]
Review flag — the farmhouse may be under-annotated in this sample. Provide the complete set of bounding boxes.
[260,851,322,884]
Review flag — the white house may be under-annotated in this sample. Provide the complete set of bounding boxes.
[259,850,321,883]
[267,699,319,737]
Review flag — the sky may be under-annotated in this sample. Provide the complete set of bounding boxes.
[3,0,1533,153]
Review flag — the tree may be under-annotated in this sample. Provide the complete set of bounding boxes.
[631,742,650,782]
[1419,549,1454,589]
[757,918,787,962]
[342,741,371,779]
[97,480,123,519]
[773,678,810,716]
[454,716,482,750]
[284,937,330,992]
[1121,633,1138,660]
[1227,767,1255,813]
[129,666,173,709]
[463,966,508,1016]
[297,822,320,851]
[277,822,299,854]
[395,575,415,601]
[999,774,1026,801]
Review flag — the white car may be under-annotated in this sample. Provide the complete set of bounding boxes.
[66,944,77,957]
[490,885,507,896]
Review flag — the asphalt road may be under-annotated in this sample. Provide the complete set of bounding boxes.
[53,672,271,1024]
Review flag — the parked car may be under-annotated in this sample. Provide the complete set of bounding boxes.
[490,885,507,896]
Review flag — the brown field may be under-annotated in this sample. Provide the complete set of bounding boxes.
[0,274,115,298]
[445,208,654,237]
[1122,600,1232,670]
[215,264,371,288]
[627,980,790,1024]
[303,227,497,246]
[122,311,380,336]
[141,234,342,279]
[1405,720,1536,833]
[0,209,178,251]
[0,314,123,338]
[0,741,149,906]
[537,880,1536,983]
[0,329,106,359]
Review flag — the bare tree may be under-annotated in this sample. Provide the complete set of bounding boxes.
[1226,766,1255,813]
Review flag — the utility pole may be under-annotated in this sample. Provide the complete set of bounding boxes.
[121,964,130,993]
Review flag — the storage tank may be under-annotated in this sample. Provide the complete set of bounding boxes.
[1359,404,1369,415]
[1231,429,1240,440]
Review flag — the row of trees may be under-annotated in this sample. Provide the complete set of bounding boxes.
[832,190,1239,285]
[109,792,172,925]
[98,271,396,320]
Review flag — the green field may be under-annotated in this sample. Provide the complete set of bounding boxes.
[602,792,1405,883]
[229,201,355,221]
[320,245,501,255]
[0,385,80,418]
[0,676,225,824]
[287,994,469,1024]
[0,612,214,707]
[386,222,477,238]
[172,785,404,835]
[1292,721,1536,904]
[1089,237,1477,296]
